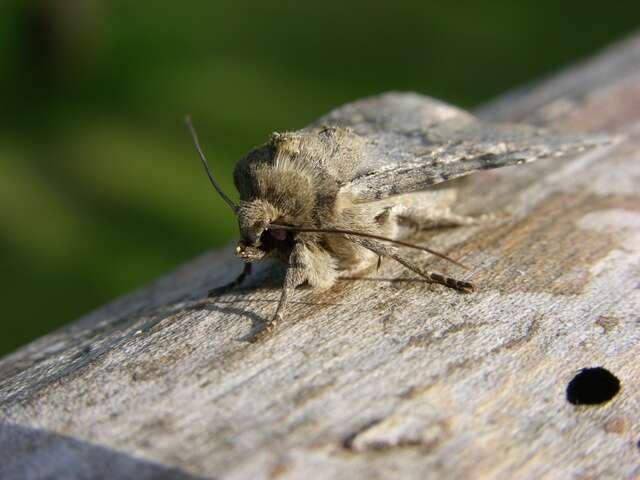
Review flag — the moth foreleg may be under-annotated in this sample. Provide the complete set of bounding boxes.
[208,262,252,297]
[352,237,474,293]
[251,244,307,341]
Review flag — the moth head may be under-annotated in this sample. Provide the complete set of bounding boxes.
[185,117,306,263]
[185,117,261,261]
[235,199,292,261]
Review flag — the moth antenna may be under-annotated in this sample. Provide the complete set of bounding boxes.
[184,115,238,212]
[269,224,469,271]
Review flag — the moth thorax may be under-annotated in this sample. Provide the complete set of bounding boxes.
[252,164,318,221]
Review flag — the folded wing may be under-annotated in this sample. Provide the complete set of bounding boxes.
[312,92,610,202]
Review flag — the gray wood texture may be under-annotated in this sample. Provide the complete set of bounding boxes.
[2,33,640,480]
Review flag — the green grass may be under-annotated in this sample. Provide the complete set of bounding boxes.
[0,0,638,356]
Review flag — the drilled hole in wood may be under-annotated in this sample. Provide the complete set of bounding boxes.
[566,367,620,405]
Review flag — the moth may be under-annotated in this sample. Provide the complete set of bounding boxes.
[187,92,604,340]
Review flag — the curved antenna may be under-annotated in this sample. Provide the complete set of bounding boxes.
[268,223,469,270]
[184,115,238,212]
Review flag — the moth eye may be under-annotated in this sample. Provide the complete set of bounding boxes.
[270,228,287,241]
[252,222,267,235]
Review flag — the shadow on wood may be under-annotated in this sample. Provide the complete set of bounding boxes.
[0,422,205,480]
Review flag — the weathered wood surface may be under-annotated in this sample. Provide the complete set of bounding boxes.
[2,34,640,480]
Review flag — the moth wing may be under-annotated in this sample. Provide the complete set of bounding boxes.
[312,92,610,202]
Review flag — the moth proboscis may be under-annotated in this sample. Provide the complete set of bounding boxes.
[186,92,607,341]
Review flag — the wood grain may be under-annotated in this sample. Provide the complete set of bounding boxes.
[2,34,640,480]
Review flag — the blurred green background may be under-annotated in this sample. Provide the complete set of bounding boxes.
[0,1,638,357]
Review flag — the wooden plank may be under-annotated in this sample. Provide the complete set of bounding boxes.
[1,34,640,480]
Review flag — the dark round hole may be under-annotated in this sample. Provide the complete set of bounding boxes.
[566,367,620,405]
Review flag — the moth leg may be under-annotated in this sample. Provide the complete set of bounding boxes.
[398,205,500,230]
[391,253,474,293]
[251,244,307,341]
[208,262,252,297]
[385,190,502,231]
[352,237,474,293]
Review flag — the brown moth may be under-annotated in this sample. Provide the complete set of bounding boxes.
[186,92,605,340]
